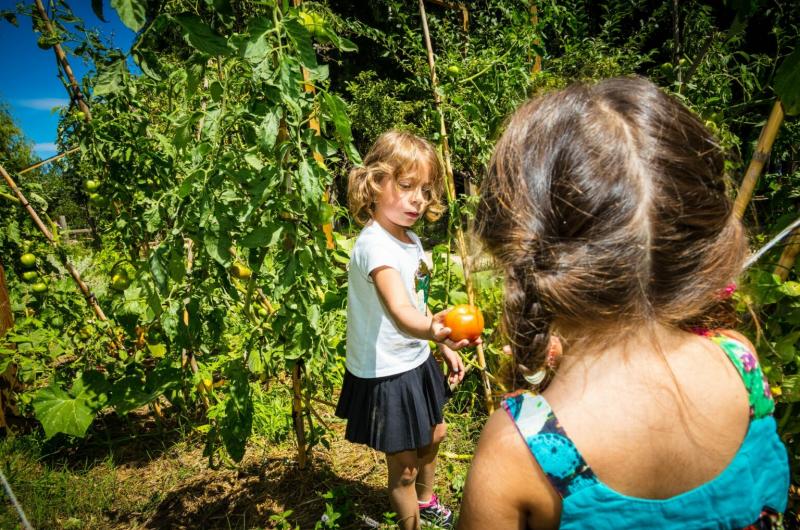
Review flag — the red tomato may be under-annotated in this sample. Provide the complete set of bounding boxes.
[444,304,484,342]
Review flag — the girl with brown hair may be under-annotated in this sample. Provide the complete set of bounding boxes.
[335,130,479,529]
[458,77,789,529]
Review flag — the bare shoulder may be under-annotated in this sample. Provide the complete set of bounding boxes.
[716,329,759,358]
[458,407,561,530]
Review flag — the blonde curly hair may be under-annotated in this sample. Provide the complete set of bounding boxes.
[348,130,446,226]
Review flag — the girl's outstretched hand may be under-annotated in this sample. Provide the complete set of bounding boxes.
[438,343,466,386]
[429,308,483,350]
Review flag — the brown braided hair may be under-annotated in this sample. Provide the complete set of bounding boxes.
[475,76,747,390]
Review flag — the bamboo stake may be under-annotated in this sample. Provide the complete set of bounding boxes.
[733,101,785,220]
[18,147,79,175]
[775,229,800,282]
[0,163,123,351]
[418,0,494,413]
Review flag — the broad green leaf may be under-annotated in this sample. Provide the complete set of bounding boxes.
[93,59,129,97]
[318,27,358,52]
[779,281,800,297]
[203,225,233,266]
[132,49,162,81]
[111,0,146,31]
[775,332,800,363]
[242,17,273,63]
[283,17,317,69]
[323,92,353,144]
[258,107,282,152]
[72,370,110,409]
[91,0,107,22]
[32,385,95,438]
[173,14,232,56]
[297,159,321,204]
[774,46,800,116]
[241,224,284,248]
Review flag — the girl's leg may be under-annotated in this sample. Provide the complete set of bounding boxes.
[416,422,447,502]
[386,450,421,530]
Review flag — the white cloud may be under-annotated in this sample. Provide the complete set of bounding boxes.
[34,143,59,154]
[17,98,70,110]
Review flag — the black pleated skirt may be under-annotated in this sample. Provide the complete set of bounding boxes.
[335,355,450,454]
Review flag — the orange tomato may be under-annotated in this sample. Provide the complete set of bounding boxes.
[444,304,484,342]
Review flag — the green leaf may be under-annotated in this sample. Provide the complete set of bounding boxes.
[72,370,111,409]
[241,224,284,248]
[779,281,800,297]
[775,332,800,363]
[297,159,321,204]
[111,0,146,32]
[32,385,96,439]
[203,225,233,266]
[173,14,233,56]
[242,17,273,63]
[284,17,317,69]
[322,92,354,145]
[210,80,224,102]
[258,107,282,152]
[91,0,107,22]
[775,46,800,116]
[149,245,170,292]
[318,27,358,53]
[133,49,162,81]
[93,59,129,97]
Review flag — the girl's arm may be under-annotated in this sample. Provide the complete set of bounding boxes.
[458,409,562,530]
[371,265,450,342]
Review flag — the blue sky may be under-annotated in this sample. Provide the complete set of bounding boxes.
[0,1,135,159]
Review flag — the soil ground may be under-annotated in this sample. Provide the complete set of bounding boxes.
[0,403,483,530]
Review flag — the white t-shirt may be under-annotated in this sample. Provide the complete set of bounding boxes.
[346,221,432,378]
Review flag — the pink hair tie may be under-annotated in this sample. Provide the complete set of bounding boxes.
[719,282,737,299]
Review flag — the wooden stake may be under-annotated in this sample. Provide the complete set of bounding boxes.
[733,101,785,220]
[418,0,494,412]
[775,229,800,282]
[18,147,79,176]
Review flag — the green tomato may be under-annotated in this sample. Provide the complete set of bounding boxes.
[31,281,48,294]
[84,179,101,192]
[22,270,38,282]
[111,272,130,291]
[446,65,461,75]
[89,193,109,208]
[20,253,36,268]
[79,325,94,339]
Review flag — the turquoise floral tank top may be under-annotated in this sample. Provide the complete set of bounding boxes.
[501,332,790,529]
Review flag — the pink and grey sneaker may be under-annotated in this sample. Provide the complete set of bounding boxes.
[418,493,454,529]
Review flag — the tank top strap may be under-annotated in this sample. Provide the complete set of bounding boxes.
[705,332,776,419]
[501,390,598,498]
